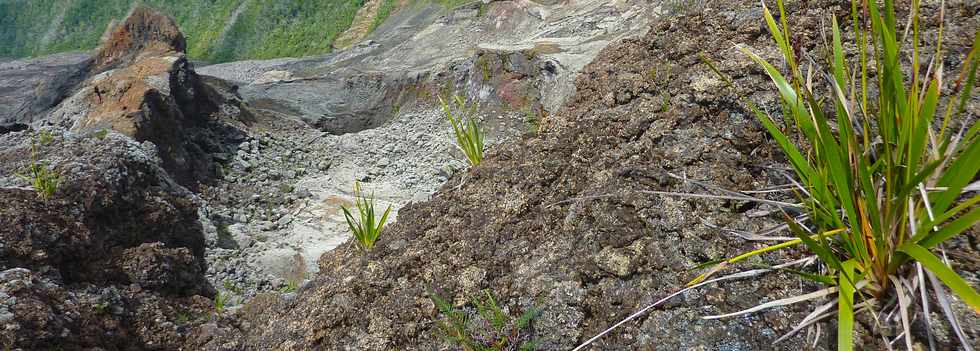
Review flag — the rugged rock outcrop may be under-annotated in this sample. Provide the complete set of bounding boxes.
[0,7,257,350]
[93,6,187,70]
[192,0,979,349]
[45,6,251,187]
[0,130,214,349]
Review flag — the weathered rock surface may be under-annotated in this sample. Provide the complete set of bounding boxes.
[0,52,91,125]
[44,6,252,188]
[0,130,214,350]
[0,7,257,350]
[192,0,980,349]
[92,6,187,70]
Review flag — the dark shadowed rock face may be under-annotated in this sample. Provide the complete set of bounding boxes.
[191,0,979,350]
[0,130,214,349]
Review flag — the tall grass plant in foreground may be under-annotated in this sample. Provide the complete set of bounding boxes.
[575,0,979,349]
[703,0,980,348]
[340,182,392,252]
[441,95,485,166]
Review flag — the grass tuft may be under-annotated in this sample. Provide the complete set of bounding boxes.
[441,95,485,167]
[214,290,230,314]
[698,0,980,348]
[17,143,60,201]
[340,181,393,252]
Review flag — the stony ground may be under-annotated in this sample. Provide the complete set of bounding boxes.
[193,0,660,303]
[200,101,528,300]
[1,0,978,350]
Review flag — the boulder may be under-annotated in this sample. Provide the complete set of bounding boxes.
[0,130,213,349]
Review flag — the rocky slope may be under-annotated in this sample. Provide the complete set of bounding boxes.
[193,0,980,349]
[0,0,977,350]
[194,0,658,302]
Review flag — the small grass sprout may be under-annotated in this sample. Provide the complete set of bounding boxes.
[17,144,60,201]
[37,129,55,145]
[340,181,392,252]
[441,95,485,166]
[214,290,230,314]
[430,289,541,351]
[694,0,980,349]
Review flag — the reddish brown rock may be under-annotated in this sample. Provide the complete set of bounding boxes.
[94,6,187,70]
[47,6,252,187]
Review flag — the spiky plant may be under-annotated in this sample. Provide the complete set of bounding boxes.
[691,0,980,348]
[340,181,392,252]
[441,95,485,166]
[430,289,541,351]
[17,143,59,201]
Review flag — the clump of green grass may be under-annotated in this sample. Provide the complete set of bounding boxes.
[477,54,493,82]
[214,290,230,314]
[692,0,980,348]
[17,144,60,201]
[430,289,541,351]
[279,279,299,294]
[340,181,392,252]
[441,95,485,166]
[523,108,540,135]
[37,130,55,145]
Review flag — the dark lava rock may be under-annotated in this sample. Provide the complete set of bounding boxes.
[191,0,979,350]
[44,6,252,188]
[0,130,214,350]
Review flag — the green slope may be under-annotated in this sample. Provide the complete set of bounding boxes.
[0,0,367,63]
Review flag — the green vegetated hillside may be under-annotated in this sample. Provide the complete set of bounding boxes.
[0,0,367,62]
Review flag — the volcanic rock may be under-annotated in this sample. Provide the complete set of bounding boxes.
[0,130,214,349]
[46,6,251,187]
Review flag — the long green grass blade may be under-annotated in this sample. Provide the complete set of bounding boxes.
[932,135,980,213]
[899,244,980,313]
[787,216,842,270]
[838,260,858,351]
[916,205,980,249]
[915,194,980,238]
